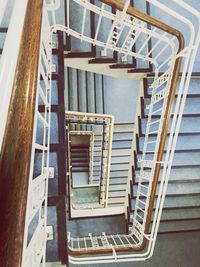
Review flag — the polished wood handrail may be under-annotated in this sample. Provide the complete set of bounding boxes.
[0,1,43,266]
[68,0,184,255]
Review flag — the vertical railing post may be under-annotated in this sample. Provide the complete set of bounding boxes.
[0,0,43,266]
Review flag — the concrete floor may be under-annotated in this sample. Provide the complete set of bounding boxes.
[68,215,126,238]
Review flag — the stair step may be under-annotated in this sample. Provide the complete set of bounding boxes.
[108,197,126,204]
[146,77,200,96]
[93,135,103,141]
[138,134,200,151]
[131,194,200,210]
[72,168,89,172]
[108,190,126,198]
[132,180,200,196]
[114,123,135,133]
[113,132,133,141]
[110,63,135,69]
[135,166,200,182]
[136,151,200,167]
[130,207,200,221]
[112,140,132,149]
[111,156,130,164]
[109,184,127,192]
[141,116,200,135]
[144,96,200,116]
[110,170,128,177]
[110,177,128,185]
[71,154,89,160]
[158,219,200,233]
[71,162,89,167]
[111,148,132,157]
[45,262,64,267]
[110,163,129,171]
[70,146,89,150]
[129,219,200,234]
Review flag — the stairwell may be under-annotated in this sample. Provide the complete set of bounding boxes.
[65,66,140,209]
[1,0,200,266]
[49,0,200,265]
[127,76,200,234]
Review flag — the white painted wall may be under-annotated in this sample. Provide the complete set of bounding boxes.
[103,75,141,124]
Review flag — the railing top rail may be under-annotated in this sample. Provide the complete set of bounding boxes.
[100,0,184,52]
[65,111,113,120]
[0,1,43,266]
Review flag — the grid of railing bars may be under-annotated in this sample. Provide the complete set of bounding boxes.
[21,5,53,267]
[68,232,141,253]
[131,67,174,239]
[61,0,177,71]
[66,112,114,208]
[58,0,178,246]
[47,0,200,263]
[17,0,199,264]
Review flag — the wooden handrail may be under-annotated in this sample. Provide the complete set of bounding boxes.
[68,0,185,255]
[0,1,43,266]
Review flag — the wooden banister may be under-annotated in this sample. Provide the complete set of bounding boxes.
[0,0,43,266]
[68,0,185,255]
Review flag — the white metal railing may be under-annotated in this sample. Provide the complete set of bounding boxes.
[21,2,59,266]
[66,111,114,210]
[45,0,200,264]
[1,0,200,265]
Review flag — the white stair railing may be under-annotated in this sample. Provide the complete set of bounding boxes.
[1,0,200,265]
[46,0,200,264]
[21,2,60,266]
[66,111,114,211]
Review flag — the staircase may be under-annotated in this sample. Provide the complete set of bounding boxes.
[71,144,90,175]
[66,67,137,210]
[127,76,200,234]
[46,32,67,265]
[56,0,200,264]
[1,0,200,267]
[108,123,134,207]
[64,0,149,80]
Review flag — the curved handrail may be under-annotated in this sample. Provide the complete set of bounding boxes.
[0,0,43,266]
[67,0,184,255]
